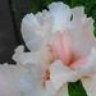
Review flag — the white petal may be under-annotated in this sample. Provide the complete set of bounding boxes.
[46,83,69,96]
[21,13,43,51]
[12,45,34,64]
[12,46,53,96]
[68,7,96,56]
[21,2,72,51]
[12,45,51,67]
[0,64,20,96]
[0,63,46,96]
[47,60,77,94]
[71,7,86,24]
[56,84,69,96]
[36,10,53,37]
[21,10,52,51]
[81,75,96,96]
[48,1,72,32]
[71,48,96,78]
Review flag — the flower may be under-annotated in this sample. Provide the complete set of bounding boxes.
[0,1,96,96]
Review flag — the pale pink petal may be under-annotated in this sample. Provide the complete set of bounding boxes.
[56,85,69,96]
[35,10,53,37]
[70,48,96,78]
[51,32,72,64]
[68,7,96,56]
[21,12,52,51]
[0,64,20,96]
[0,63,46,96]
[21,2,72,51]
[12,45,51,66]
[81,75,96,96]
[46,83,69,96]
[48,1,72,32]
[47,60,77,93]
[21,13,43,51]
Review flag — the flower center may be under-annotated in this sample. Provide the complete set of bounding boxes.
[47,32,76,65]
[46,31,85,69]
[42,31,87,87]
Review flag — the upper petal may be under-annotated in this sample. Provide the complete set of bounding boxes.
[68,7,96,56]
[21,2,72,51]
[21,11,52,51]
[21,13,42,51]
[48,1,72,32]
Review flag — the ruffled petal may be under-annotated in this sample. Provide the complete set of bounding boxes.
[46,60,77,95]
[21,2,72,51]
[56,85,69,96]
[68,7,96,56]
[0,64,20,96]
[70,48,96,78]
[21,2,96,57]
[46,83,69,96]
[21,13,43,51]
[48,1,72,32]
[0,64,46,96]
[81,75,96,96]
[21,10,52,51]
[50,32,72,64]
[12,45,51,66]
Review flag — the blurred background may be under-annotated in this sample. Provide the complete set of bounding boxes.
[0,0,96,64]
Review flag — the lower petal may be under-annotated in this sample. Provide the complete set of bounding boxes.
[48,60,77,92]
[56,84,69,96]
[81,75,96,96]
[46,82,69,96]
[0,63,46,96]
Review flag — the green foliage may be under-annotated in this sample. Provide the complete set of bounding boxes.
[68,80,87,96]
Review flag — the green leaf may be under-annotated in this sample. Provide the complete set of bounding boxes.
[68,80,87,96]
